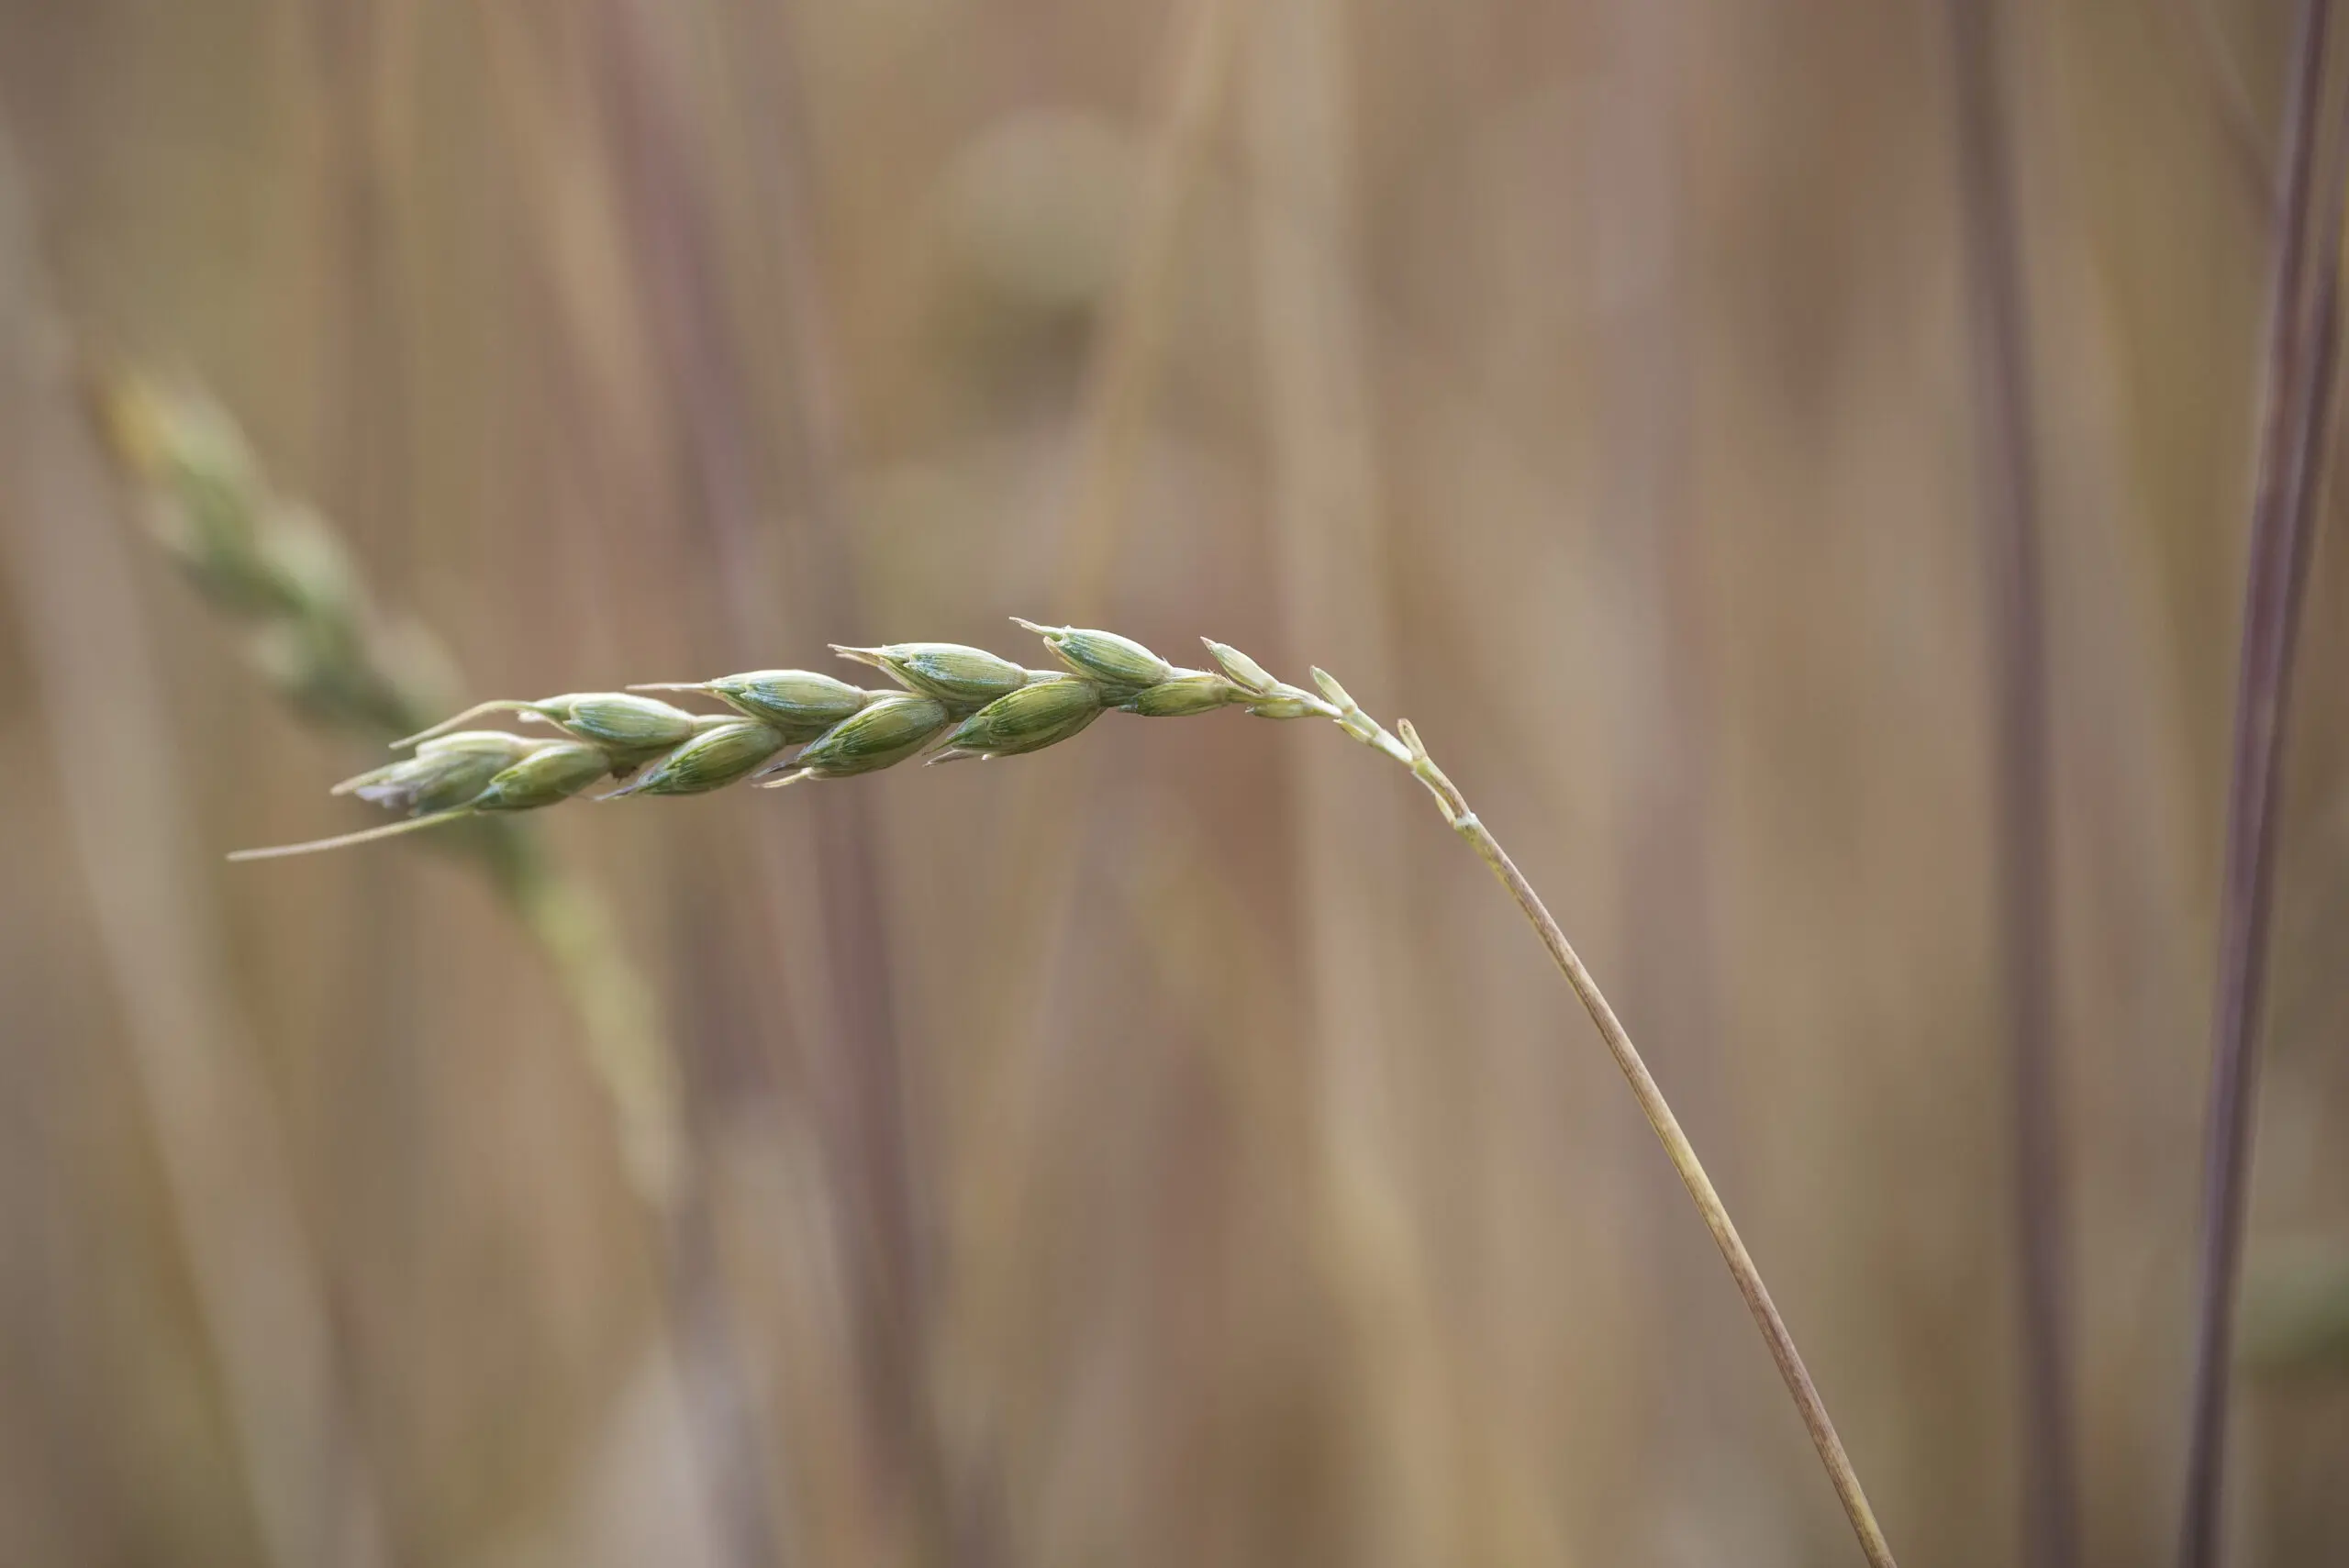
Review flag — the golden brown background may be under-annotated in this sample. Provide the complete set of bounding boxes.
[1,1,2345,1564]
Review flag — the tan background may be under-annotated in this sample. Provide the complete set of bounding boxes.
[1,1,2345,1564]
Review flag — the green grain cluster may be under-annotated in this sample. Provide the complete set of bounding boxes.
[232,620,1309,858]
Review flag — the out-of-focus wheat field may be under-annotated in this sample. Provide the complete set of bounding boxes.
[2,1,2347,1564]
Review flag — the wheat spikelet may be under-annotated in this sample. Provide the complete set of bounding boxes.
[233,619,1307,855]
[229,613,1499,862]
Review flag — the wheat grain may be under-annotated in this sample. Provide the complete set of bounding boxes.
[930,676,1104,763]
[628,670,871,738]
[609,718,788,798]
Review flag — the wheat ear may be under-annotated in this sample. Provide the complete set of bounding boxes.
[97,370,680,1203]
[239,617,1899,1565]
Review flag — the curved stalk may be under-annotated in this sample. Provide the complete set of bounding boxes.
[1408,733,1893,1567]
[1296,668,1897,1568]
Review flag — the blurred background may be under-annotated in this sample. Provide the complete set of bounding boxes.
[2,0,2347,1564]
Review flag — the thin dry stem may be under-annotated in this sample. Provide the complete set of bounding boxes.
[1298,666,1896,1567]
[1391,721,1898,1568]
[2178,1,2347,1561]
[1942,3,2079,1561]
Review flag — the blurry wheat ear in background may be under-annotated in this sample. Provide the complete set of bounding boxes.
[5,2,2349,1568]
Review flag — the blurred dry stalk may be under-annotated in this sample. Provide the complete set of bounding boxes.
[1242,1,1454,1559]
[2179,2,2349,1562]
[1941,3,2079,1564]
[2165,0,2277,200]
[0,133,390,1568]
[94,370,684,1207]
[1583,1,1749,1550]
[950,0,1248,1479]
[587,1,952,1557]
